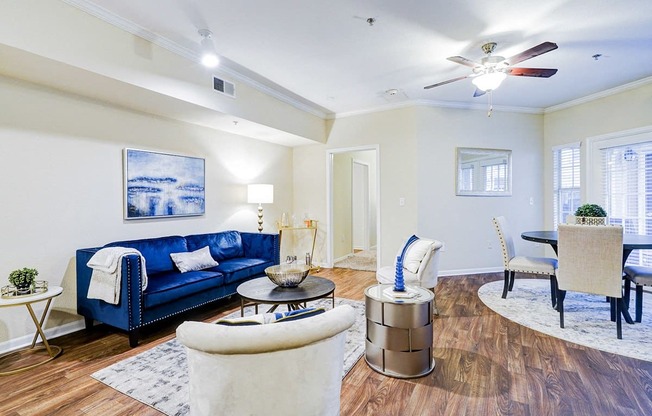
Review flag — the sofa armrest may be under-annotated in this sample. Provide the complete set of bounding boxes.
[240,232,280,264]
[76,248,145,331]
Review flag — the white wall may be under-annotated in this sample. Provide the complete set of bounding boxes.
[0,76,293,348]
[415,106,546,274]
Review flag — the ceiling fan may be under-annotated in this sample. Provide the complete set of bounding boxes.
[424,41,558,96]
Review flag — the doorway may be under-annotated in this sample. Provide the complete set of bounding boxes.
[327,146,380,270]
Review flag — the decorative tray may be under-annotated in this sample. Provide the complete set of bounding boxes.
[1,281,48,299]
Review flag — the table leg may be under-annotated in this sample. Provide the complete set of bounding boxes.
[26,300,56,357]
[0,300,62,376]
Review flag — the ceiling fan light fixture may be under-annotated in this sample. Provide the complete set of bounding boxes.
[472,71,507,92]
[198,29,219,68]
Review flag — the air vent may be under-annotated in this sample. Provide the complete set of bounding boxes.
[213,76,236,98]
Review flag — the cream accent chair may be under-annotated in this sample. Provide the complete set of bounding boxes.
[557,224,625,339]
[376,237,444,314]
[623,265,652,323]
[492,216,558,304]
[176,305,356,416]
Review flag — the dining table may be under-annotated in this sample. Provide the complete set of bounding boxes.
[521,230,652,266]
[521,230,652,325]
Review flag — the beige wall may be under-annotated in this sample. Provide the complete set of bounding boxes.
[0,76,293,349]
[294,105,547,273]
[543,82,652,230]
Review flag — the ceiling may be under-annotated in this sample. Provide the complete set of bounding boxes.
[64,0,652,116]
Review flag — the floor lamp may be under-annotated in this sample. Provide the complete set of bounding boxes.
[247,184,274,232]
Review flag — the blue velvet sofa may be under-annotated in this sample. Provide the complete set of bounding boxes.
[76,230,279,347]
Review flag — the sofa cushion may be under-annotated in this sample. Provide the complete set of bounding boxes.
[208,257,275,285]
[170,246,219,273]
[106,236,187,275]
[144,270,224,309]
[185,231,245,261]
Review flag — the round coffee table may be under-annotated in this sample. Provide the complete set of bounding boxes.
[236,276,335,316]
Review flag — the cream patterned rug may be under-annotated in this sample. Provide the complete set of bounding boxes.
[91,297,366,416]
[478,279,652,362]
[334,249,377,271]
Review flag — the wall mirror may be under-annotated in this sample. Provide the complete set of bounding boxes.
[456,147,512,196]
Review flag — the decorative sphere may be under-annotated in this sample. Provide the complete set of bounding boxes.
[265,264,310,288]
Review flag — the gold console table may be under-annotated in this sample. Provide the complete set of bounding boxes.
[0,286,63,376]
[278,225,318,269]
[364,284,434,378]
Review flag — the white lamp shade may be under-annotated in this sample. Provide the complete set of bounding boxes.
[472,71,507,92]
[248,184,274,204]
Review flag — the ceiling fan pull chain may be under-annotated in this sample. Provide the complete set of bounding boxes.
[488,91,493,117]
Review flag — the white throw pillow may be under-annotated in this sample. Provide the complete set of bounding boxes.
[403,239,433,274]
[170,246,219,273]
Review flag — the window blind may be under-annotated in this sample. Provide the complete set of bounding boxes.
[553,145,580,229]
[602,142,652,266]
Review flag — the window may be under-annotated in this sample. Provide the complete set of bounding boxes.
[460,166,473,191]
[484,163,507,192]
[602,142,652,266]
[553,144,580,229]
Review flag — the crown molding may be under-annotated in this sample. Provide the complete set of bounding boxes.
[60,0,328,119]
[329,99,543,119]
[545,76,652,114]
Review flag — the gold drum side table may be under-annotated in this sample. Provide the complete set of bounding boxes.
[364,284,434,378]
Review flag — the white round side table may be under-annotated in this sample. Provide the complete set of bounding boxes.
[364,284,435,378]
[0,286,63,376]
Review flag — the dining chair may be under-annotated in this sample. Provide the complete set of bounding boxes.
[623,265,652,323]
[556,224,624,339]
[492,216,558,305]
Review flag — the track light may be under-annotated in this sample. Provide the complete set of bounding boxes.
[198,29,219,68]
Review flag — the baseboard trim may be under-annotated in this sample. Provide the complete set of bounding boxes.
[0,319,85,355]
[439,267,502,276]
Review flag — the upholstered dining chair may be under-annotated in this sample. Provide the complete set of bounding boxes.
[556,224,625,339]
[176,305,355,416]
[376,236,444,314]
[623,265,652,323]
[492,216,558,304]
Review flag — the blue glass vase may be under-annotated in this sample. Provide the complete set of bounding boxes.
[394,256,405,292]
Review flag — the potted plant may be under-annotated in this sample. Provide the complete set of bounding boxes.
[574,203,607,225]
[8,267,38,294]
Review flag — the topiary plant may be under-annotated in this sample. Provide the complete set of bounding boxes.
[575,203,607,217]
[8,267,38,289]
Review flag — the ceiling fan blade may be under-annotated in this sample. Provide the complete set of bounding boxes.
[473,88,486,98]
[447,56,481,68]
[506,67,558,78]
[506,41,558,66]
[424,75,469,90]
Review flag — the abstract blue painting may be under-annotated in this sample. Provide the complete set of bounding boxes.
[123,149,205,219]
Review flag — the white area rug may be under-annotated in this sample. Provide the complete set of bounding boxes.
[334,249,377,271]
[478,279,652,362]
[91,298,366,416]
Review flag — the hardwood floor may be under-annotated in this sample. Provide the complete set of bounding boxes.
[2,269,651,415]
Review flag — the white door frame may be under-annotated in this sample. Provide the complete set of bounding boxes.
[326,145,380,269]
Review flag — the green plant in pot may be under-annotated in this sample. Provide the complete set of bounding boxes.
[574,203,607,225]
[8,267,38,294]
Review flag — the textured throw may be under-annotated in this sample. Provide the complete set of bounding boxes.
[91,297,366,416]
[478,279,652,362]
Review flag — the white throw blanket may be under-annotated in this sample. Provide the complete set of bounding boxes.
[87,247,148,305]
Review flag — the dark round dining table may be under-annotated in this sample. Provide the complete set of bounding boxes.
[521,230,652,264]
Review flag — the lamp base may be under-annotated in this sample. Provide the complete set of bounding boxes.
[257,204,264,232]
